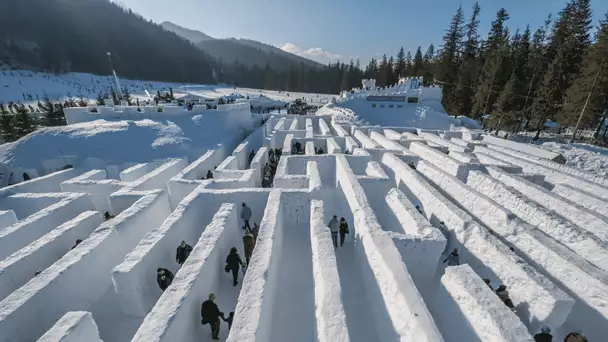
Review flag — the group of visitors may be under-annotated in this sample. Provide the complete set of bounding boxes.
[327,215,350,248]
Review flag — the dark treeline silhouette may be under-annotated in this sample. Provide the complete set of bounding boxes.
[433,0,608,142]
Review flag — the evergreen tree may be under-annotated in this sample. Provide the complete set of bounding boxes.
[471,8,511,118]
[96,91,105,105]
[412,46,424,76]
[378,54,389,87]
[13,104,35,139]
[395,47,406,78]
[495,27,532,132]
[455,2,481,116]
[386,56,397,86]
[0,103,16,142]
[423,44,436,85]
[405,51,413,76]
[531,0,592,140]
[38,96,65,126]
[437,5,465,113]
[562,11,608,140]
[122,86,132,105]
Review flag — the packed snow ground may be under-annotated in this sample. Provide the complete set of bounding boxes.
[0,105,606,342]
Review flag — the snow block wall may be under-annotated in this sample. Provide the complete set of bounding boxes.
[481,135,563,162]
[131,203,238,342]
[0,168,81,198]
[0,210,17,230]
[437,265,534,342]
[37,311,103,342]
[409,142,469,181]
[309,200,350,342]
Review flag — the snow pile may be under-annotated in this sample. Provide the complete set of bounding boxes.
[318,96,459,129]
[540,142,608,177]
[0,115,252,173]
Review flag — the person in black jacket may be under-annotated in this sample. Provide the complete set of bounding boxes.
[156,268,174,291]
[534,326,553,342]
[176,241,193,265]
[201,293,223,340]
[221,311,234,330]
[226,247,245,286]
[339,218,349,247]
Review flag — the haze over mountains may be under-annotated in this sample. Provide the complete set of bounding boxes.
[160,21,321,69]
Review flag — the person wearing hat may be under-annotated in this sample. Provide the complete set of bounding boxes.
[176,240,193,265]
[201,293,223,340]
[534,326,553,342]
[156,268,174,291]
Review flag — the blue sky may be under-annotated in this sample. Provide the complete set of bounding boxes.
[117,0,608,64]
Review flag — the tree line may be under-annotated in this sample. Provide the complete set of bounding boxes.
[434,0,608,142]
[0,98,70,143]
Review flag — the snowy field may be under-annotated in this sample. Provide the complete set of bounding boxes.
[0,107,606,342]
[0,69,333,105]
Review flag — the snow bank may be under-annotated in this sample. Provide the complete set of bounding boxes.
[0,211,102,301]
[0,112,253,173]
[467,168,608,272]
[0,190,169,342]
[0,193,93,260]
[353,129,381,149]
[385,189,446,284]
[475,145,608,199]
[0,210,17,230]
[131,203,238,342]
[437,265,534,342]
[227,190,282,342]
[382,155,574,330]
[409,142,469,181]
[336,155,444,341]
[0,169,81,198]
[550,183,608,217]
[481,135,564,162]
[309,200,350,342]
[60,170,125,213]
[119,163,154,182]
[37,311,103,342]
[485,166,608,243]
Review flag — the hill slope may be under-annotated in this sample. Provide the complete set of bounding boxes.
[0,0,215,84]
[160,21,320,69]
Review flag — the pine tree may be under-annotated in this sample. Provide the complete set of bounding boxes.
[562,11,608,140]
[423,44,436,85]
[122,86,132,105]
[405,51,413,76]
[96,91,105,105]
[471,8,511,118]
[0,103,16,142]
[436,5,465,113]
[13,104,35,139]
[412,47,424,76]
[395,47,406,78]
[386,56,396,86]
[455,2,481,116]
[531,0,592,140]
[495,27,532,132]
[378,54,389,87]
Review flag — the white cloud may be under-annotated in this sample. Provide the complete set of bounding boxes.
[279,43,342,64]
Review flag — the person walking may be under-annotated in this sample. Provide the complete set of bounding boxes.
[327,215,339,248]
[156,268,174,291]
[243,231,255,265]
[339,217,349,247]
[251,222,260,241]
[221,311,235,330]
[225,247,246,286]
[241,203,252,231]
[564,331,587,342]
[248,150,255,168]
[176,240,193,265]
[534,326,553,342]
[443,248,460,266]
[201,293,223,340]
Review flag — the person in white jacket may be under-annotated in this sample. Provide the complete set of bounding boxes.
[327,215,339,247]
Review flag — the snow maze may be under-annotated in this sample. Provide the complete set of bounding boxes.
[1,114,608,342]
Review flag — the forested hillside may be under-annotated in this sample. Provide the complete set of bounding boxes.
[0,0,216,84]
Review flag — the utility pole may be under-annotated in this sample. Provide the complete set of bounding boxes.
[106,52,123,102]
[569,59,604,143]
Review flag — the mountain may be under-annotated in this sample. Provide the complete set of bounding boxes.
[0,0,215,84]
[160,21,321,70]
[160,21,214,43]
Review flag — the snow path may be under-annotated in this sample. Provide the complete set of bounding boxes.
[267,223,316,342]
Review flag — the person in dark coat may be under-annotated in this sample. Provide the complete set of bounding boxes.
[339,217,349,246]
[22,172,31,181]
[495,285,515,309]
[263,163,271,176]
[241,203,252,231]
[206,170,213,179]
[564,331,587,342]
[221,311,234,330]
[248,150,255,168]
[71,239,83,250]
[201,293,223,340]
[176,241,193,265]
[226,247,245,286]
[443,248,460,266]
[157,268,174,291]
[243,231,255,265]
[534,326,553,342]
[104,212,115,221]
[483,278,493,291]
